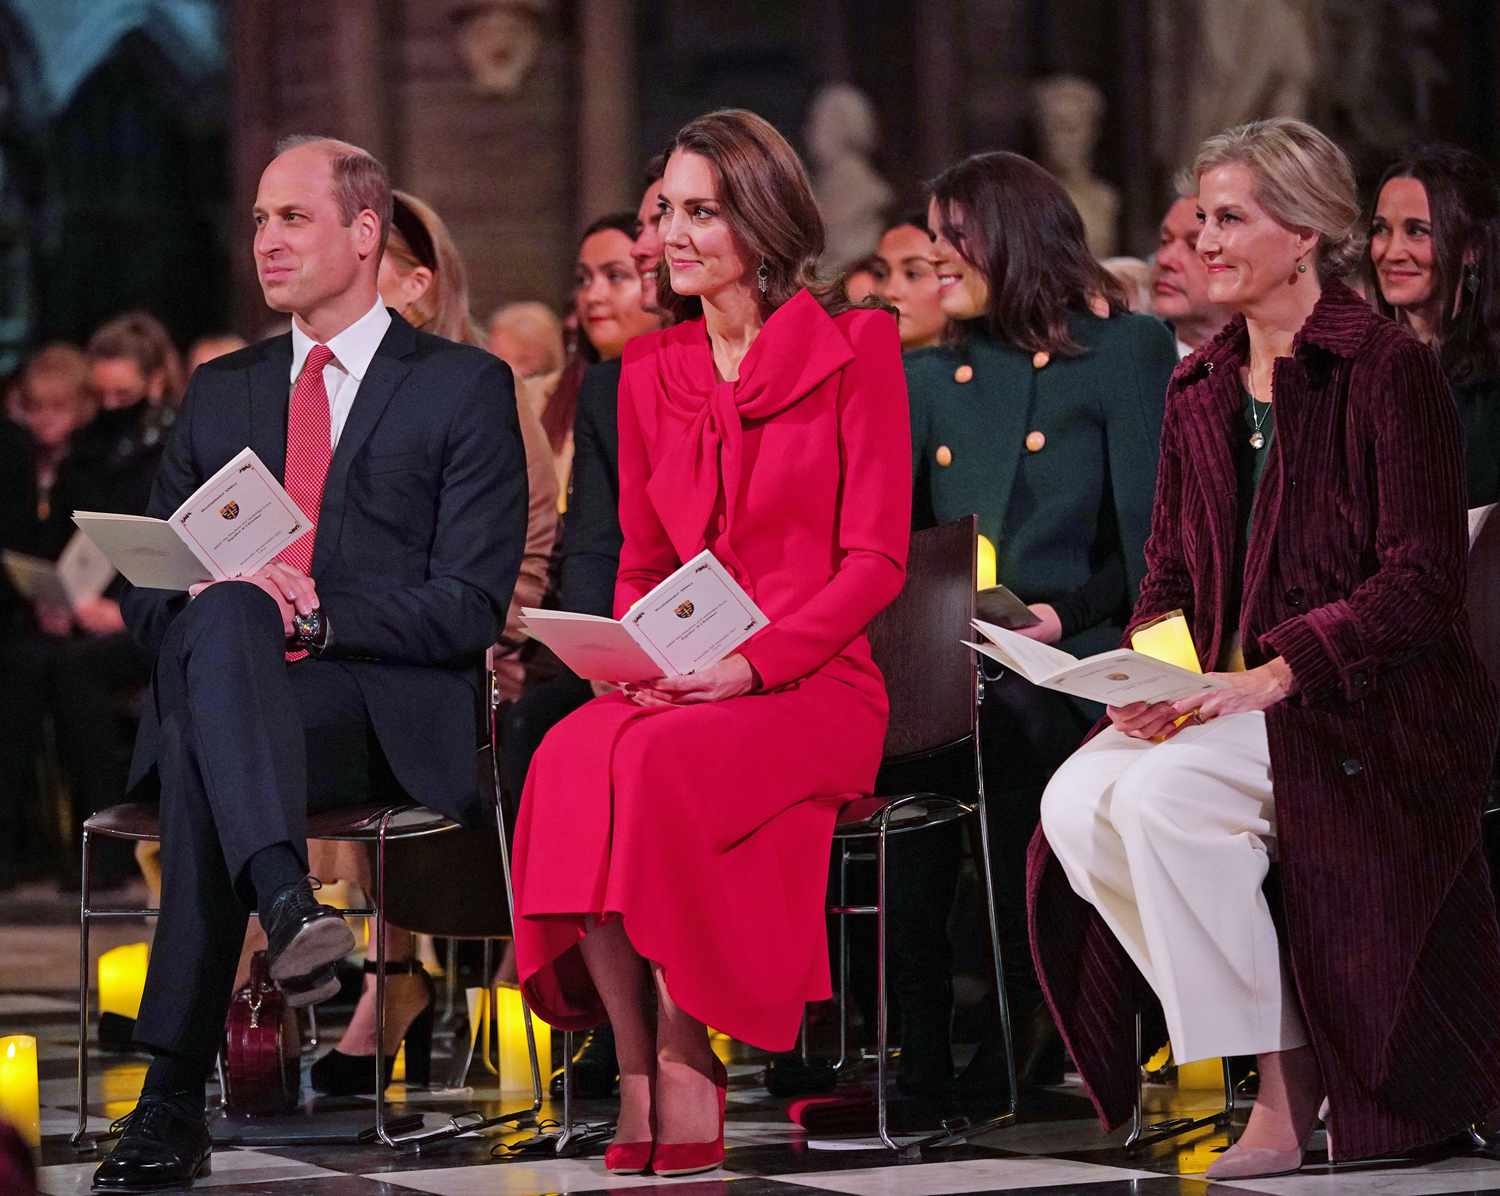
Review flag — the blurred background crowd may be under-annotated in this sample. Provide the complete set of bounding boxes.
[0,0,1495,893]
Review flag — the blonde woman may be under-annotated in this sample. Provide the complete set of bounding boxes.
[1034,118,1500,1178]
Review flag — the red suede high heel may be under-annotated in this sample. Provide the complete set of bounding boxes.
[603,1138,654,1176]
[652,1057,727,1177]
[604,1082,656,1175]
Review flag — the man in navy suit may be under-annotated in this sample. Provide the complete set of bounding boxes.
[94,136,526,1192]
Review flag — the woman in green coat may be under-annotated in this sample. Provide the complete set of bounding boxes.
[893,150,1177,1097]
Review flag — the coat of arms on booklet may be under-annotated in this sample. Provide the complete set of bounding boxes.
[965,618,1224,706]
[71,447,310,591]
[520,550,768,683]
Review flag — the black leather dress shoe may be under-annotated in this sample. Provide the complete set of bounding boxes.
[548,1025,619,1099]
[92,1099,212,1192]
[263,880,355,1003]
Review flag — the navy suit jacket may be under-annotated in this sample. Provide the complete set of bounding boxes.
[121,312,528,825]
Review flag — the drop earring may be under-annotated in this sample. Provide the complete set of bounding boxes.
[1466,263,1481,295]
[757,257,769,295]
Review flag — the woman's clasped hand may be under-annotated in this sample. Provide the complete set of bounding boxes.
[1107,657,1294,739]
[621,652,756,706]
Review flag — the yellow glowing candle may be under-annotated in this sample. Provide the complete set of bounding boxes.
[1130,609,1201,674]
[977,535,997,592]
[98,943,149,1020]
[0,1035,39,1150]
[496,985,550,1095]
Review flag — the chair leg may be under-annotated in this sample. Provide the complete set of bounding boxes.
[1126,1011,1235,1151]
[71,830,93,1150]
[490,787,542,1110]
[374,812,393,1147]
[875,814,898,1153]
[836,846,851,1072]
[906,726,1021,1155]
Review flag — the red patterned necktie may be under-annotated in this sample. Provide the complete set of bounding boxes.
[278,343,335,573]
[278,343,334,660]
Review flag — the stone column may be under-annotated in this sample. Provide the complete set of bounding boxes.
[577,0,638,225]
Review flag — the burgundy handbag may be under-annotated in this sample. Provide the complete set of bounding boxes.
[222,951,300,1115]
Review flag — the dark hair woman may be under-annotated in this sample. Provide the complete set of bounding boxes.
[1035,118,1500,1179]
[894,150,1176,1097]
[510,108,911,1175]
[537,212,661,499]
[1366,142,1500,504]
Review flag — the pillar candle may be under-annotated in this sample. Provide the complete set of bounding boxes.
[0,1035,39,1150]
[977,534,997,592]
[495,985,550,1095]
[97,942,149,1020]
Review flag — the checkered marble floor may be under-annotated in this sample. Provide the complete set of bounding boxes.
[14,987,1500,1196]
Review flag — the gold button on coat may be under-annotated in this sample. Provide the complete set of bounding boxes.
[1032,351,1050,369]
[935,445,953,467]
[953,364,973,384]
[1025,430,1046,453]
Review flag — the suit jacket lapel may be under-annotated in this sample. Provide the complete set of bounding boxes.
[311,316,415,575]
[249,336,293,482]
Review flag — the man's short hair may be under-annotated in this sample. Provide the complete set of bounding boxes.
[273,134,394,253]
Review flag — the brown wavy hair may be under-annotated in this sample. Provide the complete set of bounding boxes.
[928,151,1124,357]
[655,109,853,323]
[1366,142,1500,385]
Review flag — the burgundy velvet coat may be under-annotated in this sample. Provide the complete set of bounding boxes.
[1028,281,1500,1161]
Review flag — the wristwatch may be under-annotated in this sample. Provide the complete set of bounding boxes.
[292,608,330,655]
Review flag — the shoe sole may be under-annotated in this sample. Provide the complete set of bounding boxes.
[281,969,342,1008]
[652,1162,724,1178]
[269,917,356,986]
[92,1154,211,1191]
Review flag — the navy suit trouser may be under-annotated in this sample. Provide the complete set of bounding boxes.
[133,581,388,1065]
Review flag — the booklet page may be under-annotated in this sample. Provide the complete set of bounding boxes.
[517,610,666,682]
[168,448,309,579]
[623,550,769,676]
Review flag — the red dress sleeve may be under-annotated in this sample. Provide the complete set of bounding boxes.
[739,310,912,690]
[612,349,680,619]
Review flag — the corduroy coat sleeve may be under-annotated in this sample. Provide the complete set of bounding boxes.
[1260,339,1468,704]
[1123,391,1197,639]
[1106,317,1175,602]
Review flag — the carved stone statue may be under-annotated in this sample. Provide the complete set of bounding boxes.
[451,0,551,96]
[1151,0,1317,179]
[805,83,893,271]
[1032,74,1119,260]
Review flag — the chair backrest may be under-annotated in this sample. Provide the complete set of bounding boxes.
[1467,504,1500,690]
[380,747,513,938]
[867,517,977,761]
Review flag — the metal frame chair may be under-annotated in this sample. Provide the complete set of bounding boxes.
[1124,1015,1234,1150]
[71,669,543,1153]
[817,517,1017,1158]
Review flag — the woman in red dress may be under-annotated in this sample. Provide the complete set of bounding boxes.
[510,109,911,1176]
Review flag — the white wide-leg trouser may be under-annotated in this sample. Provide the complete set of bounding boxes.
[1039,711,1308,1063]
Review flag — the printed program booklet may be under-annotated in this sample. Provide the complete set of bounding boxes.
[964,618,1224,706]
[2,530,116,609]
[71,447,310,591]
[520,549,769,683]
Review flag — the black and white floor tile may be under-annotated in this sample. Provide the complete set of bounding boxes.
[13,987,1500,1196]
